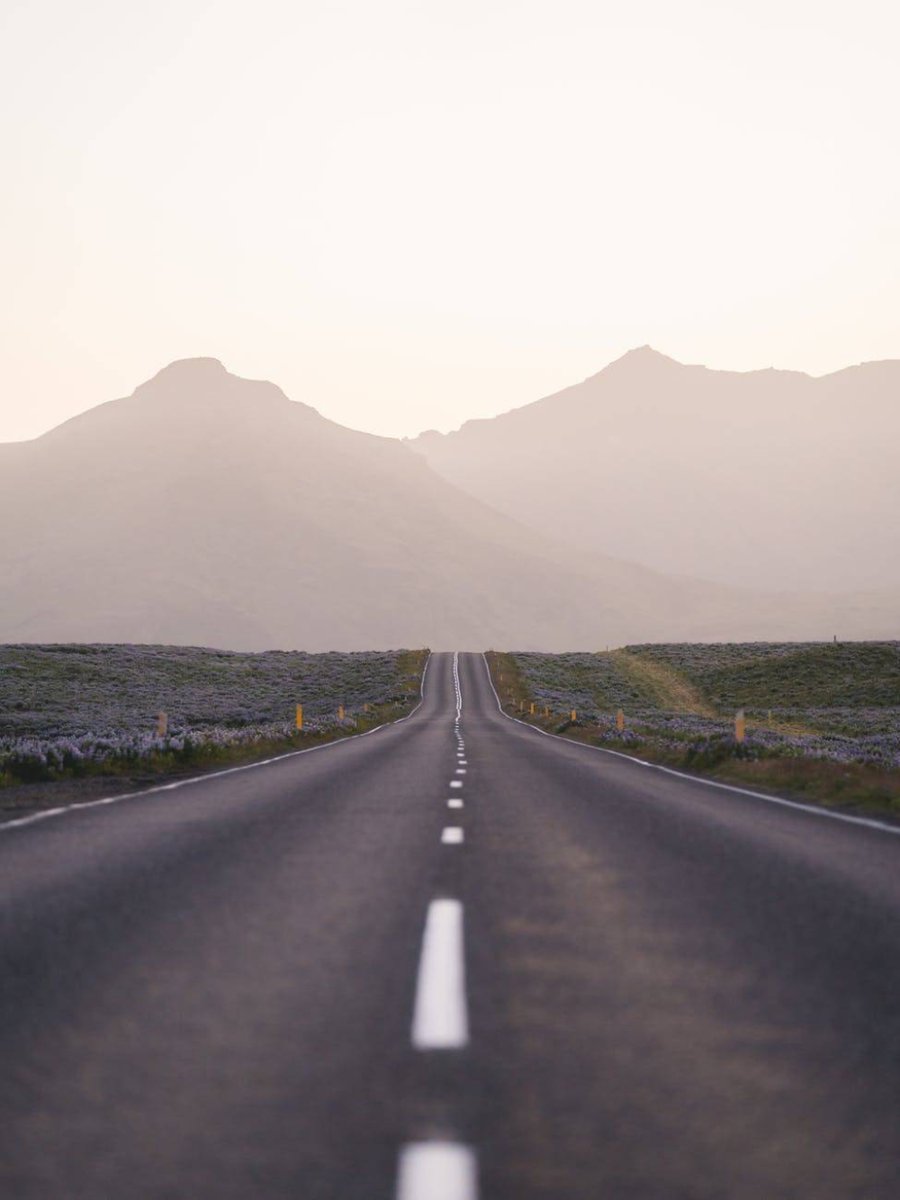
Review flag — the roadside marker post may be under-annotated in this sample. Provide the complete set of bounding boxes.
[570,709,577,722]
[295,704,303,731]
[156,712,168,738]
[616,709,625,732]
[338,704,345,722]
[735,709,746,744]
[529,702,536,716]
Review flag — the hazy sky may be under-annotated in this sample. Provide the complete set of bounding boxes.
[1,0,898,442]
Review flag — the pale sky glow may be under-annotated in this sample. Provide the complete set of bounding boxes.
[1,0,898,442]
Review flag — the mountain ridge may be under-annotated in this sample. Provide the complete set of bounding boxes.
[2,356,896,650]
[409,346,825,446]
[410,348,900,595]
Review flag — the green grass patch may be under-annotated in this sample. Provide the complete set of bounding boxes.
[627,642,900,710]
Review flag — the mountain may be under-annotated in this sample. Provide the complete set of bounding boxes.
[410,347,900,593]
[1,357,896,652]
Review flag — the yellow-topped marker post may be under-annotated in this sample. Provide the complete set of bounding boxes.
[295,704,303,731]
[735,709,746,744]
[338,704,345,721]
[570,709,577,722]
[616,709,625,732]
[156,712,168,738]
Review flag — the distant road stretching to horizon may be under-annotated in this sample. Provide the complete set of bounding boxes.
[2,653,900,1198]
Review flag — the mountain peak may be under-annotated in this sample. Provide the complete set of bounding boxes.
[608,345,679,369]
[133,357,290,408]
[570,345,681,389]
[150,357,229,382]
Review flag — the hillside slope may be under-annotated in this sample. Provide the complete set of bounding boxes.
[1,358,895,650]
[411,347,900,593]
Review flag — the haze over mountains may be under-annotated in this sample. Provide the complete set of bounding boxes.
[412,346,900,593]
[0,355,896,651]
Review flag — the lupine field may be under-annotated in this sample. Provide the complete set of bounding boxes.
[0,644,427,787]
[488,643,900,811]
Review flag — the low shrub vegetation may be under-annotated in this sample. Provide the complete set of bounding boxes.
[486,644,900,815]
[1,645,427,788]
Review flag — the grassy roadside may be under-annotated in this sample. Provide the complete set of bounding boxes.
[485,650,900,818]
[0,649,428,815]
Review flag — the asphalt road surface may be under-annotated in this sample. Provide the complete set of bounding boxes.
[2,651,900,1199]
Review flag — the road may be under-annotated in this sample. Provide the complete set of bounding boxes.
[2,651,900,1198]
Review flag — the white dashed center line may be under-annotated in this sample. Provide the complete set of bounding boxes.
[395,1141,478,1200]
[397,655,476,1186]
[411,898,469,1048]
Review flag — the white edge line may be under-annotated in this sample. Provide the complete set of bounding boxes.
[0,652,434,835]
[480,652,900,839]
